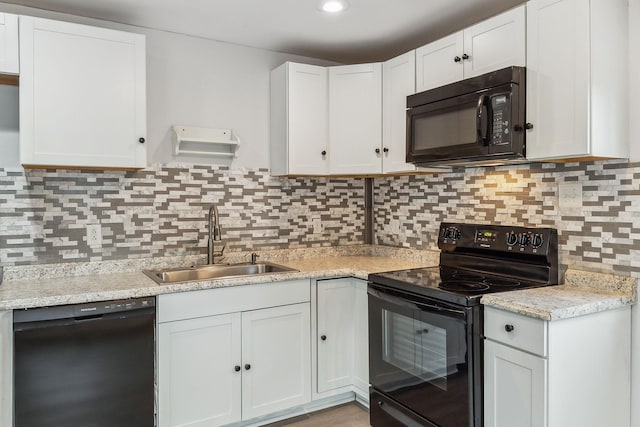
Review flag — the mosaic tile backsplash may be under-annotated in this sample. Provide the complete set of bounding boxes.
[2,160,640,278]
[374,160,640,277]
[0,166,365,266]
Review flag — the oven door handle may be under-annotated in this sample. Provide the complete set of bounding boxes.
[368,286,467,319]
[376,399,437,427]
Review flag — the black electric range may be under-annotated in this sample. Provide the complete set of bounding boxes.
[370,222,559,306]
[368,222,559,427]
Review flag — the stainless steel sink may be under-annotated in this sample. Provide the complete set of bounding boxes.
[143,262,298,284]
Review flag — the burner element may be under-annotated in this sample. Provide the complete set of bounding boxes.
[439,281,490,293]
[483,277,521,287]
[452,273,485,281]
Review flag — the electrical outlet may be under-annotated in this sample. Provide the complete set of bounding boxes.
[86,224,102,246]
[558,182,583,210]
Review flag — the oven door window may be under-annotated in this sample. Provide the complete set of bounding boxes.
[382,309,453,391]
[369,289,471,427]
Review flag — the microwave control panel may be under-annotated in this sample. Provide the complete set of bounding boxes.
[491,93,511,145]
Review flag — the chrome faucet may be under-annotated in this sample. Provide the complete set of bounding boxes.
[207,205,224,264]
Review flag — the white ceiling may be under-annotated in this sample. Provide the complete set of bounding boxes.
[2,0,525,63]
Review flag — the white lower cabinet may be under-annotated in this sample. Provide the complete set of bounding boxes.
[241,304,311,420]
[314,278,369,402]
[352,279,369,393]
[484,306,631,427]
[0,311,12,427]
[158,280,311,427]
[484,340,546,427]
[159,313,242,427]
[317,278,355,392]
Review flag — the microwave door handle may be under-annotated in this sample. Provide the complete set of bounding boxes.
[476,95,491,146]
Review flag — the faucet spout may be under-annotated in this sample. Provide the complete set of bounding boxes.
[207,205,224,264]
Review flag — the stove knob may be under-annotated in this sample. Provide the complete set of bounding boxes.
[531,234,544,248]
[506,231,517,246]
[518,233,530,246]
[452,228,461,240]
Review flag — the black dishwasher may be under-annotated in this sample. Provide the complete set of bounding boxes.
[13,297,155,427]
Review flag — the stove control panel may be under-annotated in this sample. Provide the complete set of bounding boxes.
[438,222,557,257]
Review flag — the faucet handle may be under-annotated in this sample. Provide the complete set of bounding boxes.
[251,253,259,264]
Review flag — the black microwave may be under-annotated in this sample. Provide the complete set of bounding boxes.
[406,66,527,167]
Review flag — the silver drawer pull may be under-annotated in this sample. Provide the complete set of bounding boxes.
[504,324,515,332]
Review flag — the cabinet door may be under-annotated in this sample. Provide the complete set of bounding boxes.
[352,279,369,395]
[0,13,19,74]
[484,340,547,427]
[317,278,355,393]
[525,0,589,160]
[271,62,329,176]
[288,63,329,175]
[241,303,311,420]
[19,16,147,169]
[415,32,464,92]
[158,313,242,427]
[463,6,525,78]
[329,63,382,174]
[382,51,416,174]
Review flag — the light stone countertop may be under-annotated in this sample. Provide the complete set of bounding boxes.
[1,246,636,321]
[0,246,438,311]
[480,269,637,321]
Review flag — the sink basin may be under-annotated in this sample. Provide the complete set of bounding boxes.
[143,262,298,284]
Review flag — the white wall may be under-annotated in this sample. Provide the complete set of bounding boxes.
[0,2,335,170]
[630,0,640,162]
[630,2,640,426]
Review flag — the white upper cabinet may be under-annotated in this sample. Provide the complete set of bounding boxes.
[463,6,526,78]
[329,63,382,175]
[270,62,329,176]
[416,6,525,92]
[525,0,628,161]
[19,16,147,169]
[382,51,417,174]
[0,13,19,75]
[416,33,464,92]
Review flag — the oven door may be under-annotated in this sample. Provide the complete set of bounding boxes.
[368,284,473,427]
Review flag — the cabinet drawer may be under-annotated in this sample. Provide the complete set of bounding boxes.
[158,280,310,323]
[484,307,547,357]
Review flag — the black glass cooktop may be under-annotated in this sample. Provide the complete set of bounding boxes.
[369,265,550,306]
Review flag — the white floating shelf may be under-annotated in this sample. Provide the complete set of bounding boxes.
[172,125,240,158]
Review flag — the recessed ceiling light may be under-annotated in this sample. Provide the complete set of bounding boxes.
[318,0,349,13]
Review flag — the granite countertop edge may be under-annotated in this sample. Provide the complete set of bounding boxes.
[0,245,439,311]
[481,268,638,321]
[1,249,637,320]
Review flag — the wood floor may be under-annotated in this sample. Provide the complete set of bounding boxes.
[265,403,370,427]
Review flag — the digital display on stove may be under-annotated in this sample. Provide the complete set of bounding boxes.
[475,230,497,242]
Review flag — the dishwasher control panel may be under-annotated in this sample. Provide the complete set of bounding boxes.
[13,296,156,324]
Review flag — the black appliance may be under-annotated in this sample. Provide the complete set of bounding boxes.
[13,296,156,427]
[406,67,528,167]
[368,222,558,427]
